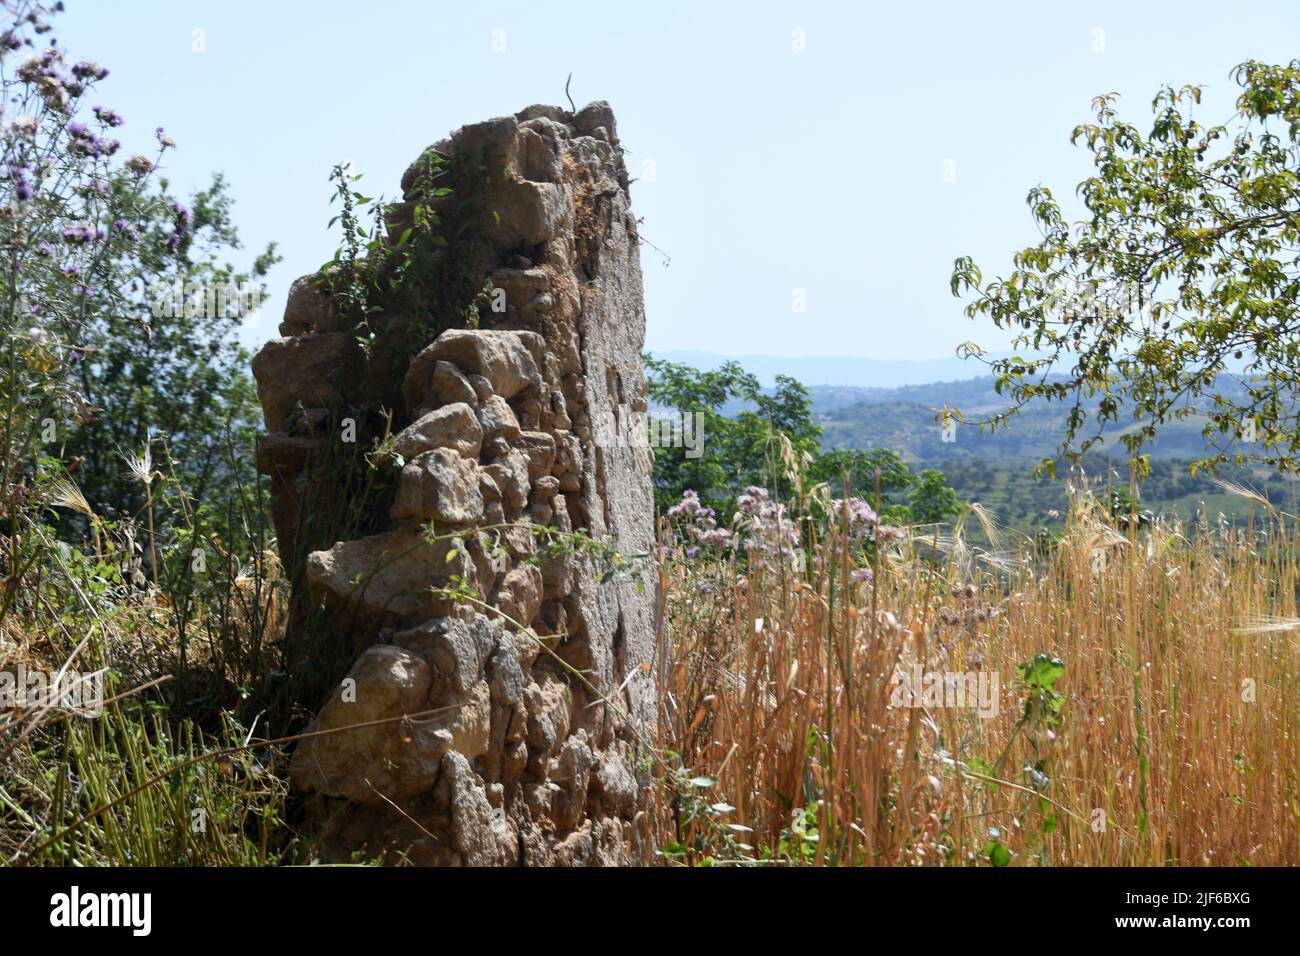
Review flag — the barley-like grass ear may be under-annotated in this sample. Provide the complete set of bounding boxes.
[1212,476,1278,518]
[46,477,93,517]
[969,502,1006,553]
[1231,615,1300,634]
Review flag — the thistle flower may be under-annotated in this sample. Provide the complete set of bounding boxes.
[61,224,96,244]
[61,225,94,244]
[16,54,45,83]
[124,154,153,176]
[10,115,38,139]
[164,200,193,251]
[733,486,801,569]
[666,489,734,558]
[71,59,109,81]
[92,105,123,127]
[831,497,879,543]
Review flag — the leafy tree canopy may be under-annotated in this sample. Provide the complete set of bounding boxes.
[951,60,1300,477]
[645,357,820,513]
[646,358,962,526]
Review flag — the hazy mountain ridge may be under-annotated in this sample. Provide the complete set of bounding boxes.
[650,349,1012,389]
[809,376,1259,463]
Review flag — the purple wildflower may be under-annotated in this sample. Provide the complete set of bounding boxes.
[71,60,109,81]
[165,201,194,252]
[168,200,193,226]
[92,105,123,127]
[62,224,96,244]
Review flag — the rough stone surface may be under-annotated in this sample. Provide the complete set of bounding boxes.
[305,527,475,624]
[393,403,482,461]
[279,273,344,337]
[390,448,484,525]
[258,102,657,866]
[251,332,363,432]
[405,328,541,406]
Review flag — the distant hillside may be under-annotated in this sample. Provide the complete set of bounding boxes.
[809,376,1259,463]
[650,350,1011,389]
[647,358,1293,527]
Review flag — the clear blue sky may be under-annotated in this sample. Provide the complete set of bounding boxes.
[54,0,1300,361]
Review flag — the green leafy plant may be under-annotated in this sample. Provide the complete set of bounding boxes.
[951,60,1300,478]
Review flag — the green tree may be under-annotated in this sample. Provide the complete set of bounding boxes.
[66,173,277,524]
[908,467,961,524]
[645,358,820,513]
[951,60,1300,476]
[809,447,915,522]
[0,0,276,603]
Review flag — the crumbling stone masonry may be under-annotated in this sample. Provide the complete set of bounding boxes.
[251,102,658,865]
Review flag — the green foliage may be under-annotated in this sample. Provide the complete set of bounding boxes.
[645,357,821,513]
[982,832,1012,867]
[647,358,967,526]
[908,467,961,524]
[808,448,961,526]
[63,174,277,529]
[951,60,1300,476]
[321,148,491,376]
[656,758,755,865]
[775,803,822,865]
[11,704,296,866]
[808,447,914,522]
[1107,485,1154,529]
[1017,654,1066,733]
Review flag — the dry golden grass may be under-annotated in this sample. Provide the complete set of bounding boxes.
[652,485,1300,866]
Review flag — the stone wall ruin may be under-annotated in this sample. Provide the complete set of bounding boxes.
[250,102,657,865]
